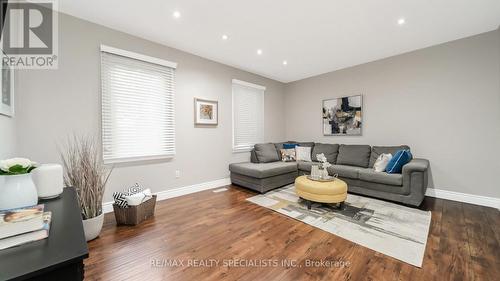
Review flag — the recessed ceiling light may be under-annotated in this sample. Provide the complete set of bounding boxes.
[397,18,405,25]
[173,11,181,19]
[282,60,288,65]
[222,34,228,40]
[257,49,263,55]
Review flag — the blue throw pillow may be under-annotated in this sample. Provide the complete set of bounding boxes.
[283,143,298,149]
[386,150,412,174]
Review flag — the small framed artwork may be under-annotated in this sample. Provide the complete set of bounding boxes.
[323,94,362,136]
[0,61,15,117]
[194,98,218,126]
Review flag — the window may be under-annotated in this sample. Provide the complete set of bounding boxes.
[100,45,176,163]
[232,79,265,152]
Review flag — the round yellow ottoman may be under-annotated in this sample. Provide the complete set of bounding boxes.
[295,175,348,209]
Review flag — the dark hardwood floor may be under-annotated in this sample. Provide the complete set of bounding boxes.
[85,185,500,281]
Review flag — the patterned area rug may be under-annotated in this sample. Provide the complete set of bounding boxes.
[246,185,431,267]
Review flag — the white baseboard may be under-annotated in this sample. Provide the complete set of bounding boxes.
[102,177,231,214]
[102,180,500,213]
[425,188,500,210]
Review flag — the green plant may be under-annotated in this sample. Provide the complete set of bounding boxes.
[0,158,37,175]
[60,136,112,220]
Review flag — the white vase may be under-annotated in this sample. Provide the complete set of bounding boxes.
[82,213,104,241]
[0,173,39,211]
[32,164,64,199]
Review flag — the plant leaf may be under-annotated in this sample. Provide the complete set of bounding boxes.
[8,164,28,174]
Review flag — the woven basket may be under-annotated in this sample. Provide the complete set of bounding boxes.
[113,195,157,225]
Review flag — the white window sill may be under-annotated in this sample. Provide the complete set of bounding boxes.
[103,154,174,165]
[232,147,253,153]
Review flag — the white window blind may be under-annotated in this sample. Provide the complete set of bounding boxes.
[232,79,265,152]
[100,45,176,163]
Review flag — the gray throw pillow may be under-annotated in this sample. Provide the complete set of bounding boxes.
[254,143,280,163]
[250,149,259,163]
[369,145,411,167]
[336,144,371,168]
[312,143,340,163]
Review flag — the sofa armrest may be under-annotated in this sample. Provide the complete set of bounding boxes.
[402,158,429,206]
[402,158,429,174]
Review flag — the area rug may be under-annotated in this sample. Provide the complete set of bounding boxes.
[246,185,431,267]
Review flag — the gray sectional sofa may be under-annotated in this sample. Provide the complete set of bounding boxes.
[229,142,429,206]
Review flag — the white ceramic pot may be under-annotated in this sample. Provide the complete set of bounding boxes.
[0,173,38,211]
[32,164,64,199]
[82,213,104,241]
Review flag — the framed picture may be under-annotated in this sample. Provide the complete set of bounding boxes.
[194,98,218,126]
[323,95,362,135]
[0,61,15,117]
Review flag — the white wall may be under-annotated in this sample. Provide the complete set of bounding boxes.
[285,30,500,198]
[0,72,17,159]
[15,13,286,201]
[0,115,16,159]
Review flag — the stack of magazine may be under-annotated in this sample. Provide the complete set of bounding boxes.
[0,205,52,250]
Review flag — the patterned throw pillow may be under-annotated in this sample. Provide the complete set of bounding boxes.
[296,146,312,162]
[113,183,144,208]
[280,149,296,162]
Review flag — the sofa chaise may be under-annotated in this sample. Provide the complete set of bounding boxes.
[229,142,429,206]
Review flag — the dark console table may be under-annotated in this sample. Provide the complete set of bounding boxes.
[0,187,89,281]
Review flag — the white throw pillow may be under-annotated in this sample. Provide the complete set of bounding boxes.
[295,146,312,162]
[374,153,393,172]
[124,188,153,206]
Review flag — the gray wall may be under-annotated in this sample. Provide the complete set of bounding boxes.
[15,13,286,201]
[285,30,500,198]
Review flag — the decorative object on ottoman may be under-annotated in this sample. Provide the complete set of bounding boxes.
[315,153,332,179]
[113,194,157,226]
[295,175,347,209]
[60,136,112,241]
[0,158,38,211]
[32,164,64,199]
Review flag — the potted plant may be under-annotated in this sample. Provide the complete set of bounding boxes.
[60,136,112,241]
[0,158,38,210]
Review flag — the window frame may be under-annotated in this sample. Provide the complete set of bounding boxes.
[100,45,177,164]
[231,79,266,153]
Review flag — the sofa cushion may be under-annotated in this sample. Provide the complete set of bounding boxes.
[369,145,410,167]
[297,161,318,172]
[254,143,280,163]
[359,169,403,186]
[274,142,298,160]
[336,145,371,168]
[297,142,314,148]
[229,162,298,179]
[250,149,259,163]
[327,164,363,179]
[311,143,339,163]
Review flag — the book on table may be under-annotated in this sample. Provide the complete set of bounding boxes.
[0,204,53,250]
[0,211,52,250]
[0,205,45,239]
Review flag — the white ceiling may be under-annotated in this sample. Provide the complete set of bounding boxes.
[59,0,500,83]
